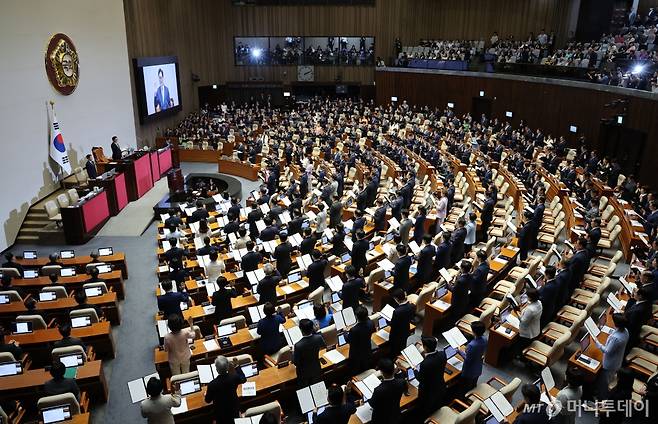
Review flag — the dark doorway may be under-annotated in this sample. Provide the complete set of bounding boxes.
[472,96,493,120]
[599,122,646,177]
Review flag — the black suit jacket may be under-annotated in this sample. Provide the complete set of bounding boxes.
[470,262,490,304]
[450,273,471,319]
[241,251,262,272]
[434,242,451,271]
[288,217,305,236]
[111,142,122,160]
[512,403,550,424]
[538,279,559,323]
[315,402,357,424]
[393,255,412,291]
[351,239,369,269]
[273,242,293,276]
[347,320,374,366]
[307,259,328,291]
[389,302,415,354]
[300,236,317,256]
[211,286,237,323]
[369,377,407,424]
[415,350,447,397]
[293,334,326,385]
[555,268,572,306]
[257,274,281,305]
[329,202,343,227]
[204,369,247,421]
[373,206,388,231]
[340,277,364,309]
[624,299,652,342]
[85,160,98,179]
[568,250,589,289]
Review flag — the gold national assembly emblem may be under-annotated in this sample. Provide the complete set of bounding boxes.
[45,33,80,95]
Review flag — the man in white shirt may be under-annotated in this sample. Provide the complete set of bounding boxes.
[204,250,226,284]
[315,203,327,233]
[515,288,542,359]
[464,212,477,253]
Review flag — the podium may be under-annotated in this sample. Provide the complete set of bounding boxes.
[60,190,111,244]
[108,151,153,201]
[89,171,129,216]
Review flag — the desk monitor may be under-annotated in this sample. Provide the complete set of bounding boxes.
[377,317,388,329]
[60,250,75,259]
[297,300,313,311]
[579,335,590,352]
[12,321,32,334]
[301,220,310,230]
[384,232,395,242]
[340,253,351,263]
[41,405,71,424]
[435,286,448,299]
[240,362,259,378]
[337,331,347,347]
[369,242,375,251]
[59,353,84,368]
[23,269,38,279]
[444,346,458,359]
[178,377,202,395]
[22,250,37,260]
[96,264,112,274]
[321,235,329,245]
[499,306,511,323]
[85,287,103,298]
[0,361,22,377]
[0,295,9,304]
[39,291,57,302]
[60,268,76,277]
[71,316,92,328]
[407,367,416,381]
[98,247,113,256]
[288,272,301,284]
[331,292,341,304]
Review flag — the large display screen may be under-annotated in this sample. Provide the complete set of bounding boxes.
[133,56,182,123]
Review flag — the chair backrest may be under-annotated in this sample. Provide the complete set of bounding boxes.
[70,308,100,324]
[0,352,16,363]
[244,401,282,424]
[501,377,522,402]
[45,201,60,219]
[52,345,87,363]
[0,290,22,303]
[56,194,70,209]
[479,303,497,328]
[82,282,108,294]
[37,393,80,417]
[456,399,482,424]
[0,268,21,278]
[42,286,68,299]
[307,286,324,304]
[17,314,48,330]
[270,345,292,364]
[40,265,62,277]
[67,189,80,204]
[170,370,199,386]
[319,324,338,346]
[74,168,88,185]
[219,315,247,329]
[607,215,620,230]
[548,332,572,365]
[609,225,622,240]
[414,282,438,315]
[228,354,253,366]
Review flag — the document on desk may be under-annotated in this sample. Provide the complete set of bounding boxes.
[606,293,623,313]
[443,327,468,348]
[323,349,346,364]
[432,299,450,311]
[377,258,395,271]
[380,304,395,321]
[281,284,294,294]
[203,338,220,352]
[241,382,257,397]
[447,356,463,371]
[583,317,601,339]
[326,275,343,291]
[619,276,637,294]
[402,344,424,368]
[356,404,373,422]
[375,329,390,341]
[505,314,520,329]
[171,398,188,415]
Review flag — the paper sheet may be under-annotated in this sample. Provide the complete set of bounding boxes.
[241,382,257,397]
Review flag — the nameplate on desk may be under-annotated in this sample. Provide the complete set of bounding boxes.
[577,354,600,369]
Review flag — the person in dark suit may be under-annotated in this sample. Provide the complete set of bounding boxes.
[247,203,264,239]
[588,218,602,247]
[414,337,447,420]
[329,197,343,229]
[554,258,572,306]
[71,289,104,320]
[306,249,328,292]
[240,241,263,273]
[538,266,559,327]
[273,232,293,277]
[450,218,467,264]
[340,265,364,310]
[287,209,305,236]
[369,358,407,424]
[459,321,488,392]
[512,384,550,424]
[204,355,247,424]
[346,306,374,375]
[568,238,590,293]
[480,193,495,241]
[313,385,357,424]
[257,302,286,356]
[388,289,415,358]
[157,280,189,320]
[433,232,452,275]
[257,264,281,306]
[351,230,369,277]
[44,360,80,400]
[153,68,172,112]
[373,199,388,233]
[413,207,427,245]
[2,252,24,277]
[196,237,218,257]
[259,217,280,242]
[469,250,490,307]
[293,318,326,387]
[416,234,435,285]
[450,261,472,324]
[356,189,368,212]
[189,200,209,224]
[351,210,367,242]
[164,238,187,263]
[624,287,652,350]
[530,196,546,249]
[211,276,238,324]
[517,211,534,261]
[300,228,318,256]
[110,136,122,160]
[84,154,97,179]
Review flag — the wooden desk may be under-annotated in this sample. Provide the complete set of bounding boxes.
[0,292,120,326]
[16,253,129,280]
[60,190,111,245]
[63,413,91,424]
[89,171,129,216]
[179,149,219,163]
[217,159,260,181]
[11,321,115,366]
[12,270,125,300]
[0,360,108,405]
[485,323,518,367]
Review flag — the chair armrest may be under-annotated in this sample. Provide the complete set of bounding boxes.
[86,346,96,362]
[47,317,58,328]
[263,355,276,367]
[449,398,470,412]
[79,391,90,413]
[19,352,31,371]
[486,376,508,389]
[523,347,547,359]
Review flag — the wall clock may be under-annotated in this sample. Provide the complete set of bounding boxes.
[297,65,314,82]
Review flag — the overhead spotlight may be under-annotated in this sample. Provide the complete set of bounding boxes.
[252,48,262,58]
[632,64,644,74]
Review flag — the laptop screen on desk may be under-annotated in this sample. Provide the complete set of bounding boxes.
[0,295,9,304]
[39,291,56,302]
[179,377,202,395]
[85,287,102,298]
[240,362,259,378]
[22,250,37,260]
[23,269,38,279]
[59,353,83,368]
[98,247,113,256]
[60,250,75,259]
[378,317,388,329]
[0,361,21,377]
[337,332,347,346]
[60,268,76,277]
[288,272,301,284]
[341,253,351,263]
[96,264,112,274]
[41,405,71,424]
[71,316,91,328]
[12,321,32,334]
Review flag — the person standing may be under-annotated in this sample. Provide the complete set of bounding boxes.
[293,318,326,387]
[515,288,542,359]
[414,337,447,420]
[388,289,415,358]
[346,306,375,375]
[368,358,407,424]
[459,321,488,393]
[204,356,247,424]
[163,315,196,375]
[592,313,629,398]
[141,377,181,424]
[110,136,122,160]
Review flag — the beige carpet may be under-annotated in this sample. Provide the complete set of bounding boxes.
[96,177,169,237]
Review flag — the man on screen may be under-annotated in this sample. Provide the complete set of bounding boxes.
[154,68,172,112]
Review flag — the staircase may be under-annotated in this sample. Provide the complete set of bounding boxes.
[14,191,66,245]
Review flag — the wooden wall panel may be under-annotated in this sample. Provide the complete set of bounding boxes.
[124,0,576,142]
[375,69,658,187]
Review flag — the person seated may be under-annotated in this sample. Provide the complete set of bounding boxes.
[47,253,64,267]
[44,360,80,400]
[0,275,23,298]
[0,328,23,359]
[313,303,333,330]
[2,252,24,277]
[85,267,104,284]
[52,322,86,351]
[71,289,104,319]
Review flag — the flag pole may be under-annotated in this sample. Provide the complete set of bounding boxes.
[49,100,63,182]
